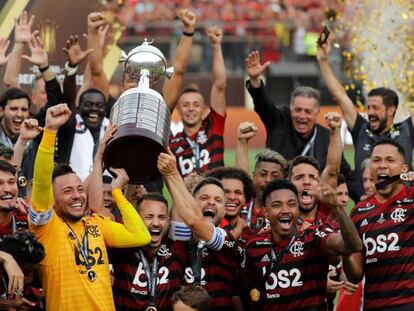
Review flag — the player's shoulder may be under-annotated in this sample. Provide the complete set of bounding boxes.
[350,193,378,217]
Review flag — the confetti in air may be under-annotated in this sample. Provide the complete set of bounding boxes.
[333,0,414,121]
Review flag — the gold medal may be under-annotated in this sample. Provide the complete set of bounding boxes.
[145,307,157,311]
[18,176,27,188]
[250,288,260,302]
[87,269,97,282]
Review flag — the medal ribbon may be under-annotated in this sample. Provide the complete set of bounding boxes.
[65,223,91,271]
[138,250,158,307]
[190,240,204,285]
[185,136,200,173]
[252,234,297,302]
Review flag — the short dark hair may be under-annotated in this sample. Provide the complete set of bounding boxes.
[192,177,223,197]
[207,167,255,202]
[79,88,105,106]
[367,87,399,112]
[371,139,406,161]
[0,145,13,160]
[102,175,112,184]
[136,193,168,211]
[52,164,75,182]
[337,173,346,186]
[0,160,16,176]
[180,86,202,96]
[262,179,299,204]
[288,156,320,178]
[171,285,210,311]
[0,87,31,109]
[255,149,287,172]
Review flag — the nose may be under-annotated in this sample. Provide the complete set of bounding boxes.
[302,176,311,185]
[72,189,82,200]
[264,173,273,184]
[152,216,161,227]
[226,192,236,201]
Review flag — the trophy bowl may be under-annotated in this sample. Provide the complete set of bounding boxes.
[103,40,173,184]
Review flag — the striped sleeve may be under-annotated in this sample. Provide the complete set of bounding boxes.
[205,226,226,251]
[169,221,192,241]
[29,207,53,226]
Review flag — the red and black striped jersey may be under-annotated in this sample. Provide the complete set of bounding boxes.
[350,186,414,310]
[169,108,225,177]
[111,239,187,311]
[242,225,332,311]
[0,211,45,310]
[184,230,239,310]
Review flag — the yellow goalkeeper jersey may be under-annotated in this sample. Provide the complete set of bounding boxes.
[30,210,115,311]
[29,128,151,311]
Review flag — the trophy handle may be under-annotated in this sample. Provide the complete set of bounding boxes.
[165,66,174,79]
[119,50,128,63]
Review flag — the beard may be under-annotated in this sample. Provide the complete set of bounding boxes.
[369,115,388,134]
[299,202,317,215]
[0,205,15,213]
[224,213,238,221]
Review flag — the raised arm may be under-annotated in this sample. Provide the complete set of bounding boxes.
[313,183,363,256]
[321,112,342,188]
[235,121,258,173]
[245,51,284,129]
[207,26,226,116]
[13,118,42,172]
[62,35,94,107]
[3,11,34,88]
[0,38,11,67]
[22,33,54,84]
[158,148,215,242]
[86,12,109,100]
[31,104,71,214]
[86,123,117,217]
[104,168,151,247]
[316,38,357,130]
[163,9,197,112]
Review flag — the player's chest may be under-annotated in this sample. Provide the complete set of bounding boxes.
[360,202,414,260]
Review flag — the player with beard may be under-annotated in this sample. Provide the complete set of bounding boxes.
[158,150,239,310]
[242,179,362,310]
[343,139,414,310]
[317,36,414,193]
[0,159,43,309]
[207,167,255,239]
[110,193,188,310]
[288,112,344,230]
[29,104,151,311]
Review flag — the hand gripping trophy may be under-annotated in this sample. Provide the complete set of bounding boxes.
[103,40,174,184]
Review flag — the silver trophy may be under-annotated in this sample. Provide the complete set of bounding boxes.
[103,40,174,184]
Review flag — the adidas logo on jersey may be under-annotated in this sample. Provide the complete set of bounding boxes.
[261,254,270,262]
[360,219,368,226]
[175,146,185,153]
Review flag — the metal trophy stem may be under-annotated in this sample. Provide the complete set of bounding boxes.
[103,40,173,184]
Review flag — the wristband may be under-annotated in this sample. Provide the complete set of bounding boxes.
[182,31,194,37]
[64,61,78,76]
[38,65,49,73]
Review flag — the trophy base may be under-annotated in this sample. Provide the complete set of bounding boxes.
[103,127,167,184]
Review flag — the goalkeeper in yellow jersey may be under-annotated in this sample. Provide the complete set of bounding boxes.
[28,104,151,311]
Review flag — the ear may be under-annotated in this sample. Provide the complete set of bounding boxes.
[402,163,409,173]
[387,105,396,117]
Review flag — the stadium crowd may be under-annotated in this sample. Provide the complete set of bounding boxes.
[0,5,412,311]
